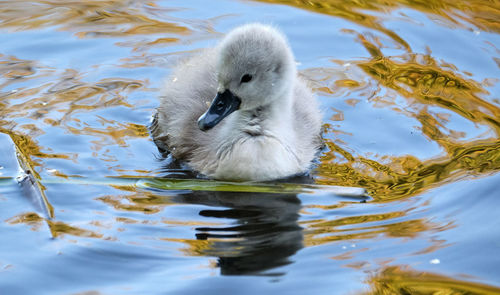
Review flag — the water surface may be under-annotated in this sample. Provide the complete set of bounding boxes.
[1,0,499,294]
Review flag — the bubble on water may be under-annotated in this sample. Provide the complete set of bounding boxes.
[430,258,440,264]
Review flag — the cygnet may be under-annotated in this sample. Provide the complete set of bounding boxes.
[152,23,322,181]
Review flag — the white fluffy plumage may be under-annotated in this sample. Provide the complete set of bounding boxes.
[153,23,322,181]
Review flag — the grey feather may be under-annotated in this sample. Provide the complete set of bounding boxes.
[153,23,322,181]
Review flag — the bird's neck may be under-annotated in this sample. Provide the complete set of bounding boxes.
[236,90,294,138]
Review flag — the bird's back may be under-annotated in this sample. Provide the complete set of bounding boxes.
[154,49,218,159]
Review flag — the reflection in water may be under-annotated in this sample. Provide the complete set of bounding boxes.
[302,208,448,246]
[98,190,174,214]
[0,0,191,38]
[366,266,500,295]
[166,191,302,275]
[0,54,151,177]
[256,0,500,48]
[97,187,304,275]
[307,33,500,202]
[7,211,105,239]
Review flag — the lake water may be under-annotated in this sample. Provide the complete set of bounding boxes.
[1,0,500,294]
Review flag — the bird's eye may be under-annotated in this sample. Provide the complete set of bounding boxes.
[240,74,252,83]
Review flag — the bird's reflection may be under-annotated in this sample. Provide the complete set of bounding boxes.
[150,132,306,275]
[171,190,303,275]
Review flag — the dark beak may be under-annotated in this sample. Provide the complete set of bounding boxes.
[198,89,241,131]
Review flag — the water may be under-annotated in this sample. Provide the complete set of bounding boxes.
[1,0,499,294]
